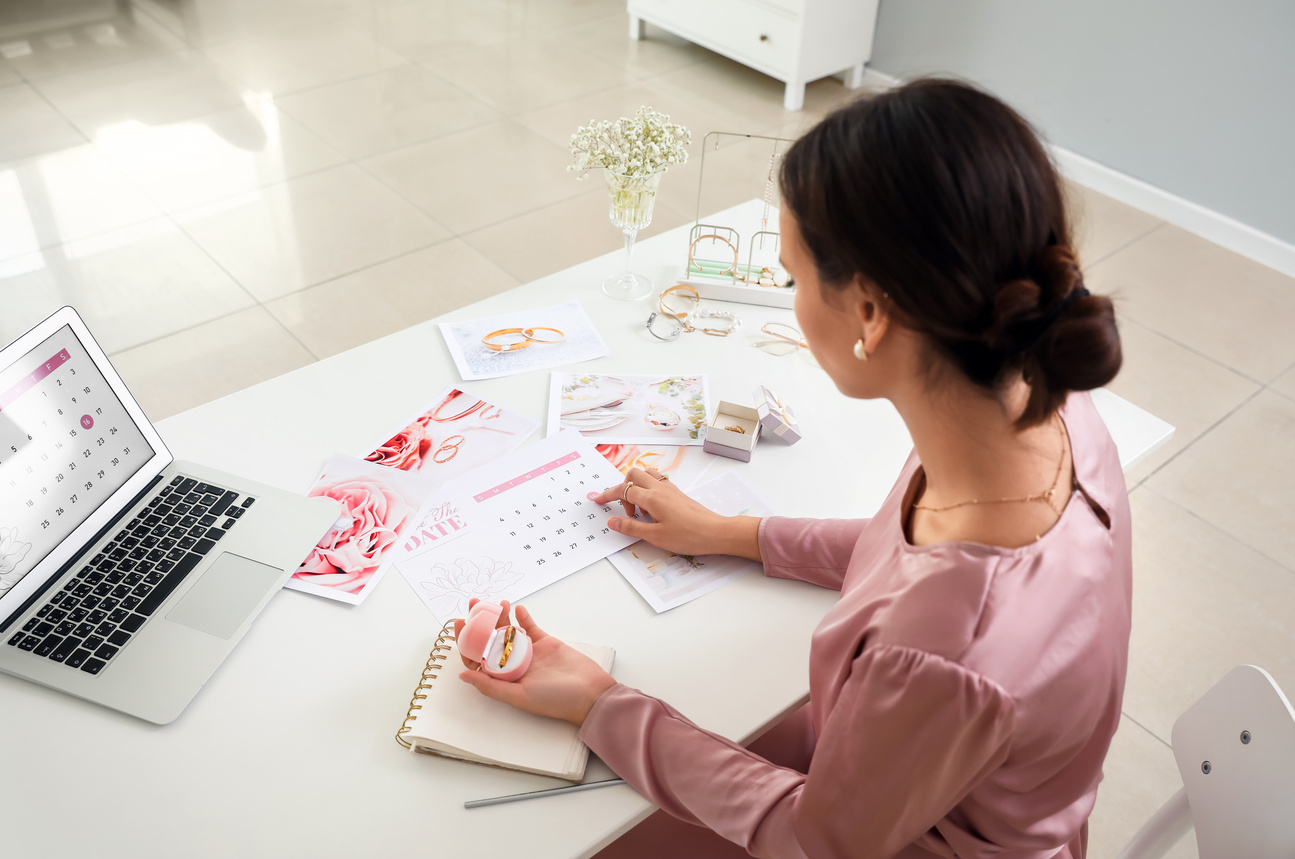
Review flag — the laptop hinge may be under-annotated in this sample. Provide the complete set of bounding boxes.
[0,474,164,634]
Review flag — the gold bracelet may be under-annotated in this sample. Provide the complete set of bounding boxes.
[688,234,739,277]
[482,328,531,352]
[658,284,700,319]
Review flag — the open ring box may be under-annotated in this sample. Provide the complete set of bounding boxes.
[458,601,533,682]
[702,400,761,461]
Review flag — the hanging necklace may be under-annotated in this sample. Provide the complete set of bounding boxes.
[760,152,780,234]
[912,416,1070,517]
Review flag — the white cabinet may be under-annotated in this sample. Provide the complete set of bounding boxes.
[628,0,880,110]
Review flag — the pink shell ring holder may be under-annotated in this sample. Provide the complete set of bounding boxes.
[458,601,533,682]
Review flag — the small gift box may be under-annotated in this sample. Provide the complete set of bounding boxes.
[753,386,801,444]
[702,401,761,462]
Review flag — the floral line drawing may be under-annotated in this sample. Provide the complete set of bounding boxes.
[419,556,525,621]
[0,526,34,595]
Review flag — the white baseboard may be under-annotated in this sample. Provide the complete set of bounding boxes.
[851,68,1295,280]
[1049,146,1295,279]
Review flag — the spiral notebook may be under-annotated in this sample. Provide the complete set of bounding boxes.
[396,621,615,782]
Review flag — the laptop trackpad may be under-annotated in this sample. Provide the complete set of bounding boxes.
[166,553,281,640]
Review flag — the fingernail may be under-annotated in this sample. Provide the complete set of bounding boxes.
[608,519,619,531]
[586,491,599,501]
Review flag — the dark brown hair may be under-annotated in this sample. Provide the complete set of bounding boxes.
[780,78,1121,428]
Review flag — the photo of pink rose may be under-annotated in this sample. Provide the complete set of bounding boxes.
[364,424,431,471]
[360,384,539,481]
[287,454,436,605]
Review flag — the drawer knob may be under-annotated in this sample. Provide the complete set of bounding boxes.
[759,34,768,42]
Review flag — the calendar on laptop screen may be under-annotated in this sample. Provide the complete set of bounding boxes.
[0,325,154,600]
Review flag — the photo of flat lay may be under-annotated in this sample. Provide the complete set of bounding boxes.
[2,1,1293,857]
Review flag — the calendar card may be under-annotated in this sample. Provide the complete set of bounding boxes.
[440,301,609,381]
[361,385,539,480]
[549,373,710,446]
[287,454,436,605]
[608,471,776,613]
[395,431,640,623]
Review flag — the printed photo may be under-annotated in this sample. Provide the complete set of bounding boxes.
[608,471,774,612]
[440,300,608,381]
[548,373,709,446]
[287,454,436,606]
[362,385,539,483]
[595,443,716,490]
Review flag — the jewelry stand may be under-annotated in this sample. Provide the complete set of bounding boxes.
[678,132,796,309]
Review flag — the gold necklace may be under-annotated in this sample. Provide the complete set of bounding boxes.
[912,417,1069,515]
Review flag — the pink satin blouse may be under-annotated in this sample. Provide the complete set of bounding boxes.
[580,392,1133,858]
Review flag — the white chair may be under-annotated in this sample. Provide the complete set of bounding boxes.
[1117,665,1295,858]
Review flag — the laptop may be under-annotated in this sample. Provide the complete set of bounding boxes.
[0,307,339,724]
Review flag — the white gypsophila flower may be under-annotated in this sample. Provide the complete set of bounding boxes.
[568,106,691,179]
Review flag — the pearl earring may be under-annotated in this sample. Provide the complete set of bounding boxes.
[853,339,868,362]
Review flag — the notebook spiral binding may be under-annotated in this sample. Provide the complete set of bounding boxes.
[396,620,457,749]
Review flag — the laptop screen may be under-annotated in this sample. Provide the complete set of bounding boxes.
[0,324,155,604]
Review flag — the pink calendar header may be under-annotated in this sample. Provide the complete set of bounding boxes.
[0,349,69,413]
[473,451,582,503]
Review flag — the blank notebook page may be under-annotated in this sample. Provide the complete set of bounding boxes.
[407,638,614,778]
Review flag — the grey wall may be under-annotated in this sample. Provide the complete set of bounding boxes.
[867,0,1295,246]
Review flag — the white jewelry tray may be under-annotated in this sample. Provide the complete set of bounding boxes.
[679,276,796,309]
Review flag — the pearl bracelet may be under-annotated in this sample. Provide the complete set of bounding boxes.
[684,308,741,337]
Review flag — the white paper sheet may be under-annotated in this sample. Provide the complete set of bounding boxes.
[440,301,609,381]
[548,372,710,446]
[287,454,436,605]
[395,431,639,622]
[608,471,775,612]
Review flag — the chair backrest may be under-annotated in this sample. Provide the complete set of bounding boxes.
[1170,665,1295,858]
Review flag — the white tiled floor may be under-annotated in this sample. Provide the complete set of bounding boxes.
[3,1,1294,856]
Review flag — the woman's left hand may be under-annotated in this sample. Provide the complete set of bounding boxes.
[457,604,616,727]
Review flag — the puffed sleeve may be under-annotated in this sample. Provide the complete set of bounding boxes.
[758,517,869,590]
[579,644,1016,859]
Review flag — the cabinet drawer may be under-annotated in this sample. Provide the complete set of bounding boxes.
[632,0,800,78]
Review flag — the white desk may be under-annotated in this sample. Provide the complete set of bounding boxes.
[2,201,1172,858]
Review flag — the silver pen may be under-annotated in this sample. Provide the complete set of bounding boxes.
[464,778,627,809]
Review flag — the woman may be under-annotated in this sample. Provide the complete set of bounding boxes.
[458,78,1130,859]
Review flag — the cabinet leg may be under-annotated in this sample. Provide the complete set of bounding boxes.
[783,80,805,111]
[845,63,866,90]
[629,14,644,40]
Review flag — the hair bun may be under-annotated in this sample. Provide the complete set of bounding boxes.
[986,246,1121,425]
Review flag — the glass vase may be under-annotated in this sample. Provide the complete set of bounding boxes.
[602,169,664,301]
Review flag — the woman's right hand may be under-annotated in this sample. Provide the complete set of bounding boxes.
[591,467,762,561]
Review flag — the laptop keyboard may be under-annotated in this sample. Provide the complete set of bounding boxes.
[5,476,256,676]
